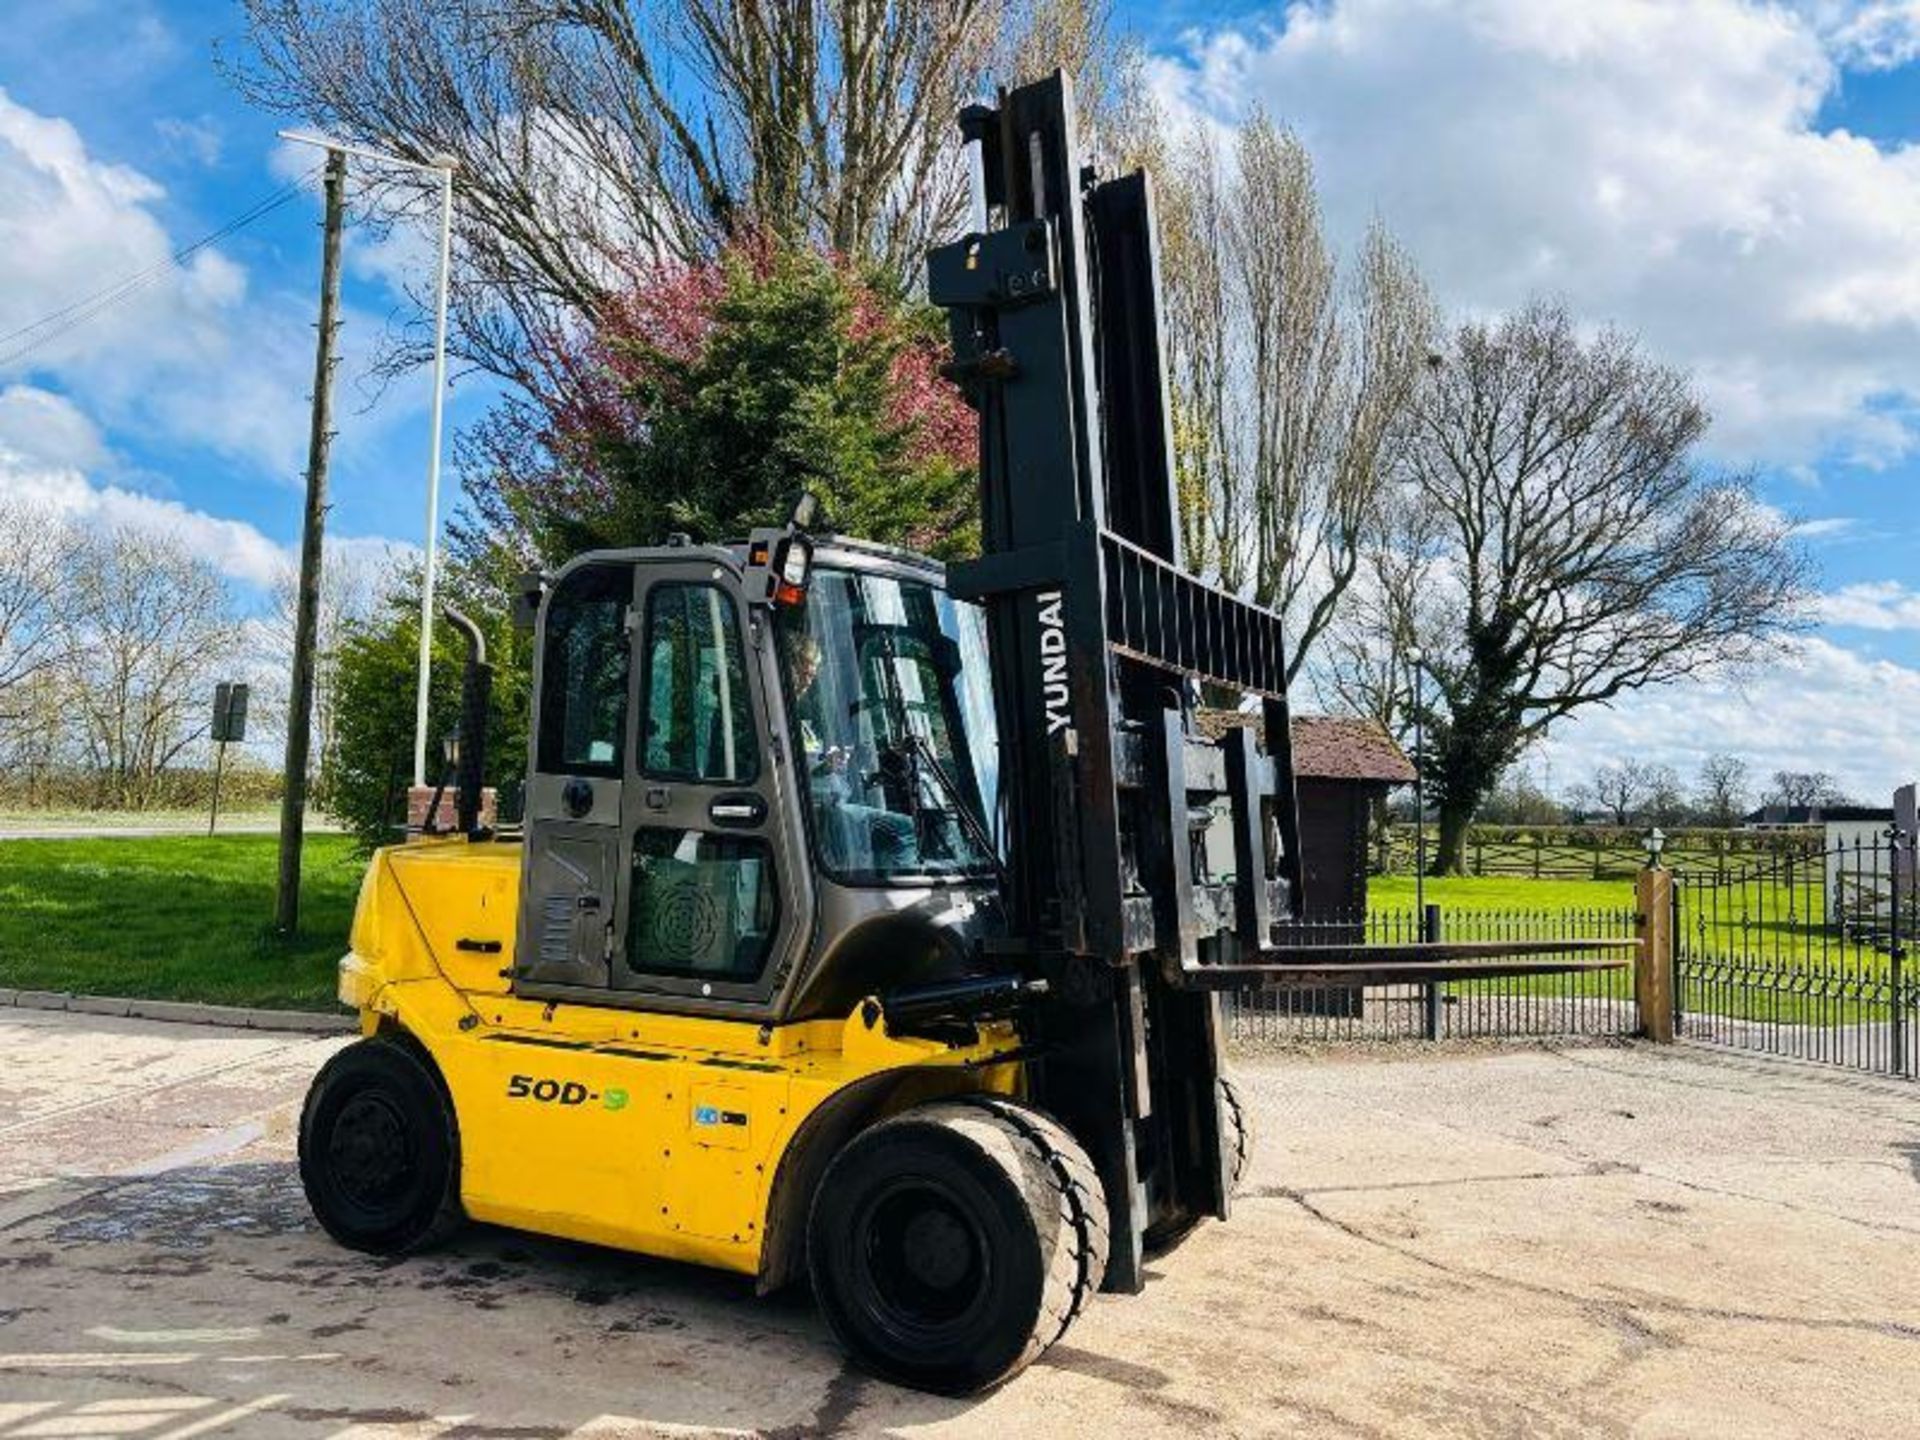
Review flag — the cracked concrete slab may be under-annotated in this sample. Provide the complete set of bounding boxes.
[0,1011,1915,1437]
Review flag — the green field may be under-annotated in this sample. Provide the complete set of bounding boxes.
[1369,874,1632,911]
[1367,871,1906,1028]
[0,834,362,1009]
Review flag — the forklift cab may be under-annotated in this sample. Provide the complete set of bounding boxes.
[512,534,1004,1023]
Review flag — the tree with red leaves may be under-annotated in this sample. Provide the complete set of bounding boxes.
[451,243,978,580]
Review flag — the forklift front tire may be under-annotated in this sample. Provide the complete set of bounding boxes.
[299,1036,464,1256]
[1221,1070,1253,1191]
[807,1097,1108,1395]
[1144,1072,1253,1253]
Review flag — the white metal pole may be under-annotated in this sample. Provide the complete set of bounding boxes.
[413,165,455,788]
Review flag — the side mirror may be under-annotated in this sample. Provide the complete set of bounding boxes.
[745,494,821,608]
[775,534,814,601]
[512,572,547,634]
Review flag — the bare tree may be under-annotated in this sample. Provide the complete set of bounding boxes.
[266,544,409,801]
[1642,763,1686,826]
[1766,769,1851,811]
[59,528,244,810]
[0,497,76,734]
[1586,764,1649,826]
[1477,765,1567,826]
[1121,102,1433,684]
[1148,125,1236,580]
[1392,301,1810,873]
[1578,760,1682,827]
[1315,480,1446,742]
[1695,753,1750,828]
[229,0,1116,388]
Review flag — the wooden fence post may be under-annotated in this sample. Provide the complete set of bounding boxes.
[1635,865,1675,1042]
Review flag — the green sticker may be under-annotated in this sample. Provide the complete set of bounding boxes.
[603,1087,629,1112]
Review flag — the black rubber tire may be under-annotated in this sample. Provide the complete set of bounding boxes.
[1220,1069,1253,1192]
[298,1036,464,1255]
[1143,1071,1253,1252]
[807,1096,1108,1395]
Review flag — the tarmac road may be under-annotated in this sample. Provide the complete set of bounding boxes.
[1,1008,1917,1437]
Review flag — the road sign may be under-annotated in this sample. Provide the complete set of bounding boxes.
[212,682,250,745]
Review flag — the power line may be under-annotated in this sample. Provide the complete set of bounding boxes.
[0,168,319,349]
[0,166,324,368]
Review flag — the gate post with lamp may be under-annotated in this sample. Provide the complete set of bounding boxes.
[1635,827,1674,1042]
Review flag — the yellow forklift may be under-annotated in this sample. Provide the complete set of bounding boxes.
[300,73,1624,1394]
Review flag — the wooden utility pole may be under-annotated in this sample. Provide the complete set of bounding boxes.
[277,149,346,935]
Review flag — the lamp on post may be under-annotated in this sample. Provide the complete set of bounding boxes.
[1642,826,1667,870]
[1407,645,1426,912]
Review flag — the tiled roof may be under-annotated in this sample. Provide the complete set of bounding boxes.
[1195,710,1417,784]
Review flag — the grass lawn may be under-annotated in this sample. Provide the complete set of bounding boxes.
[1367,871,1904,1027]
[1369,874,1633,912]
[0,834,363,1009]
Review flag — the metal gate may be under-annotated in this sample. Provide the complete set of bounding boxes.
[1674,829,1917,1077]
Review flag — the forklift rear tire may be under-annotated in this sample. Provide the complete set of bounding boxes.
[807,1096,1108,1395]
[299,1036,464,1256]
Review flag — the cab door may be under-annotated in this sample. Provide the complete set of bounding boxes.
[617,567,798,1007]
[515,562,636,988]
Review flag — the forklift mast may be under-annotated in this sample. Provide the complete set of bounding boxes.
[928,72,1308,1289]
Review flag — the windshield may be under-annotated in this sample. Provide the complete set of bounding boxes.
[776,566,1000,883]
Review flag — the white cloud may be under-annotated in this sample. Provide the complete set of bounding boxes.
[0,89,245,369]
[1536,635,1920,801]
[153,114,223,168]
[1741,498,1863,542]
[1148,0,1920,468]
[0,383,416,593]
[1802,0,1920,68]
[0,383,105,470]
[0,89,424,483]
[1792,515,1858,538]
[1815,580,1920,630]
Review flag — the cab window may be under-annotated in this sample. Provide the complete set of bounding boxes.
[536,566,630,777]
[641,582,760,783]
[629,829,779,980]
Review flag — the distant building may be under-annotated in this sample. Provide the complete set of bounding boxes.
[1743,801,1898,930]
[1742,803,1892,862]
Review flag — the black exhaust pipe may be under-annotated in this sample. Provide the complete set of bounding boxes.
[442,604,492,838]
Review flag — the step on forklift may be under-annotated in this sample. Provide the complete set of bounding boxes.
[299,71,1631,1395]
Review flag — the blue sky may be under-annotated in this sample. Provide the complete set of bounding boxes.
[0,0,491,564]
[0,0,1916,800]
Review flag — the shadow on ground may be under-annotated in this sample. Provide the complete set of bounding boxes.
[3,1157,993,1436]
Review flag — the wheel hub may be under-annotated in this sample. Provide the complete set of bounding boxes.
[901,1207,973,1292]
[328,1093,414,1209]
[862,1184,986,1327]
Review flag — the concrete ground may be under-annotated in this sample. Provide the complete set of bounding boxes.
[1,1011,1916,1439]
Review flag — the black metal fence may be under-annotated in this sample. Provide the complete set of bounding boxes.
[1230,904,1641,1045]
[1675,831,1918,1078]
